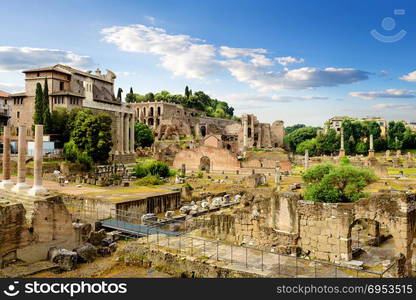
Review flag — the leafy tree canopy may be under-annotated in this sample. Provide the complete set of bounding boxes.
[135,122,154,148]
[302,163,377,203]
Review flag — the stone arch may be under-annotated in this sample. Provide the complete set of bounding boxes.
[150,107,154,117]
[199,156,210,172]
[143,107,146,116]
[148,118,154,126]
[248,127,252,138]
[157,106,161,116]
[226,144,232,151]
[200,125,207,137]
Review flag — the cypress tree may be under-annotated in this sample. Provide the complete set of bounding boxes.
[185,86,190,99]
[42,79,52,133]
[33,82,44,125]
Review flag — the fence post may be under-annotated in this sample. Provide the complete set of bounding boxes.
[179,235,181,254]
[230,244,233,263]
[203,240,206,257]
[261,250,264,271]
[278,254,281,275]
[216,241,219,261]
[245,247,248,268]
[146,227,149,244]
[295,256,298,278]
[335,266,337,278]
[157,229,159,246]
[191,238,193,256]
[314,261,317,278]
[167,233,170,247]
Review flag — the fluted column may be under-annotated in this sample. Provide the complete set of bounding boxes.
[368,134,375,158]
[339,127,345,157]
[304,149,309,170]
[12,125,29,192]
[0,125,13,189]
[124,113,129,153]
[129,114,135,153]
[28,125,47,195]
[118,112,124,154]
[242,115,248,150]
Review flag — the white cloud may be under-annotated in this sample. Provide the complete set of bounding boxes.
[101,24,221,79]
[225,60,369,91]
[373,103,416,110]
[0,82,24,93]
[101,24,369,90]
[276,56,304,66]
[0,46,95,72]
[350,89,415,99]
[400,71,416,82]
[145,15,156,25]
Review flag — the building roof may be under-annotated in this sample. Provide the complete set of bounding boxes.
[50,91,84,97]
[23,64,116,83]
[10,92,26,97]
[0,90,10,98]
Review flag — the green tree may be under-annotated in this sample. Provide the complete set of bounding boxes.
[285,124,306,135]
[33,82,44,125]
[116,88,123,101]
[296,138,318,156]
[303,163,377,203]
[135,122,154,147]
[185,86,190,99]
[50,107,70,144]
[68,109,113,163]
[125,87,135,103]
[42,79,52,133]
[316,129,339,155]
[284,127,318,152]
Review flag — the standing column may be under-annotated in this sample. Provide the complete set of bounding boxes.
[12,125,29,192]
[368,134,375,159]
[116,112,123,155]
[274,162,281,185]
[304,149,309,170]
[129,114,135,153]
[0,125,13,189]
[339,127,345,157]
[124,113,129,154]
[258,125,262,148]
[242,115,248,150]
[28,125,47,195]
[119,112,124,154]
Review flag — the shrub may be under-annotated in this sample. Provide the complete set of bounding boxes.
[133,160,171,178]
[302,163,377,203]
[196,171,203,178]
[134,175,164,186]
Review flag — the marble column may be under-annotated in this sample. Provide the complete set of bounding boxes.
[304,149,309,170]
[0,126,13,189]
[124,113,129,154]
[129,114,135,153]
[242,115,248,150]
[274,162,281,185]
[119,112,124,154]
[116,112,123,155]
[12,125,29,192]
[368,134,375,159]
[28,125,47,195]
[258,125,262,148]
[339,127,345,157]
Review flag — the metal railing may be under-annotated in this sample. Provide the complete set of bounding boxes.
[143,227,398,278]
[63,200,398,278]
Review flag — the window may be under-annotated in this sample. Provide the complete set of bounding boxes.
[17,111,20,119]
[59,81,64,91]
[37,72,40,77]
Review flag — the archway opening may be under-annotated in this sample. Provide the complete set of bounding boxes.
[199,156,210,172]
[150,107,154,116]
[226,144,232,151]
[200,125,207,137]
[148,118,154,126]
[248,127,252,138]
[348,219,396,271]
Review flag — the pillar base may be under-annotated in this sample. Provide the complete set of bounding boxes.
[339,149,345,157]
[368,150,375,159]
[11,182,30,193]
[0,180,14,190]
[27,185,48,196]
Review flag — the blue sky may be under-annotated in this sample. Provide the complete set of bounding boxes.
[1,0,416,125]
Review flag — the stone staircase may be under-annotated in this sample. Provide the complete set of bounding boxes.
[112,154,136,164]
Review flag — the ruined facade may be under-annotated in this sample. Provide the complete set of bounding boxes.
[9,64,135,155]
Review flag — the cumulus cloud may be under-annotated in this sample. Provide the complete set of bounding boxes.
[350,89,415,100]
[400,71,416,82]
[0,82,24,93]
[101,24,369,90]
[101,24,221,79]
[225,60,369,91]
[276,56,304,66]
[373,103,416,110]
[0,46,94,72]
